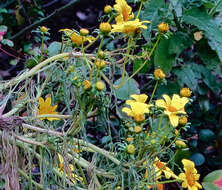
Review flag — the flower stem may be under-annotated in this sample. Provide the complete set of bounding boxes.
[136,2,143,19]
[149,80,158,104]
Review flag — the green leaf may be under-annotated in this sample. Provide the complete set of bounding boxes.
[196,39,221,75]
[203,170,222,190]
[168,32,193,55]
[114,78,139,100]
[183,8,222,61]
[1,39,14,47]
[173,65,198,91]
[198,97,210,112]
[183,8,222,42]
[156,81,181,98]
[190,153,205,166]
[48,42,61,57]
[141,0,166,42]
[133,58,151,74]
[0,8,7,14]
[199,129,215,142]
[154,38,175,74]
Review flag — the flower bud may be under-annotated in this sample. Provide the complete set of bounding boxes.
[80,28,89,36]
[95,59,106,69]
[175,140,187,148]
[126,137,134,142]
[180,88,191,97]
[99,22,111,34]
[40,26,48,33]
[179,116,188,125]
[95,81,105,91]
[98,50,106,59]
[126,144,135,154]
[104,5,112,14]
[158,22,169,33]
[154,68,166,80]
[83,80,91,90]
[134,126,142,133]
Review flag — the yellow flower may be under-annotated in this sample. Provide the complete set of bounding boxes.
[128,94,148,103]
[180,88,192,97]
[112,19,150,34]
[57,154,83,184]
[113,0,134,23]
[153,158,178,179]
[156,94,189,127]
[158,22,169,33]
[122,101,152,122]
[37,97,60,121]
[178,159,202,190]
[60,29,95,46]
[95,59,106,69]
[126,137,134,142]
[154,68,166,79]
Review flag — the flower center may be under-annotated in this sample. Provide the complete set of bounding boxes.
[186,170,196,187]
[168,105,177,112]
[133,114,145,122]
[156,161,166,170]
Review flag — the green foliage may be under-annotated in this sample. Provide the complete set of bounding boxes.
[203,170,222,190]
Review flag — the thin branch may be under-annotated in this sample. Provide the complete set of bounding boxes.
[10,0,80,40]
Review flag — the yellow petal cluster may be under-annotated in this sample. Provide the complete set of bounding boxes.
[112,0,150,34]
[122,94,152,122]
[155,94,189,127]
[112,19,150,34]
[60,29,95,46]
[58,154,83,184]
[113,0,134,23]
[37,97,60,121]
[178,159,202,190]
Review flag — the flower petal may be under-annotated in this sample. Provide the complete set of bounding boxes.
[122,107,133,116]
[168,114,179,127]
[156,99,167,108]
[162,94,171,105]
[130,94,148,103]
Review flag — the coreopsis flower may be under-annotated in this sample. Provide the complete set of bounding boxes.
[155,94,189,127]
[95,59,106,69]
[57,154,83,184]
[154,68,166,80]
[127,94,148,103]
[178,159,202,190]
[122,101,152,122]
[158,22,169,33]
[37,97,60,121]
[59,29,95,46]
[113,0,134,23]
[134,125,142,133]
[112,19,150,34]
[180,88,191,97]
[153,158,178,179]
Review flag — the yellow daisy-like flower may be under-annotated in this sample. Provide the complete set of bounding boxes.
[122,101,151,122]
[60,29,95,46]
[112,19,150,34]
[57,154,83,184]
[113,0,134,23]
[155,94,189,127]
[178,159,202,190]
[37,97,60,121]
[153,158,178,179]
